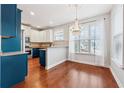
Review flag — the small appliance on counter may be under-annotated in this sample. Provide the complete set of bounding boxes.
[25,48,32,58]
[25,37,32,58]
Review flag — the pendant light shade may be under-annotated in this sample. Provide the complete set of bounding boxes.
[72,4,80,35]
[73,19,80,31]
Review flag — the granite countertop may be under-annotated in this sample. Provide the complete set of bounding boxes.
[39,48,47,51]
[0,51,28,56]
[49,46,68,48]
[39,46,68,50]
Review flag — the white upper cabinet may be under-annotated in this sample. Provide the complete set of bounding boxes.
[22,24,53,42]
[39,30,53,42]
[46,29,53,42]
[30,29,39,42]
[39,31,44,42]
[23,25,67,43]
[42,31,47,42]
[49,30,53,42]
[30,29,53,42]
[39,31,46,42]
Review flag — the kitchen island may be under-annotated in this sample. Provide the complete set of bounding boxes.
[39,46,68,70]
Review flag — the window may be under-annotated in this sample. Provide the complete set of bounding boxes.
[79,24,90,54]
[70,22,101,55]
[54,29,64,41]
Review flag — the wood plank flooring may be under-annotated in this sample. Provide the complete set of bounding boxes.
[13,58,118,88]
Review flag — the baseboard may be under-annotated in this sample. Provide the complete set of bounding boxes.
[68,59,94,65]
[67,59,109,68]
[45,59,66,70]
[110,67,123,88]
[46,58,109,70]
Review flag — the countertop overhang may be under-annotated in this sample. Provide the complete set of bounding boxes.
[0,51,28,56]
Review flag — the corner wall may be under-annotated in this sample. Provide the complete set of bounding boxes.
[110,4,124,87]
[46,47,68,69]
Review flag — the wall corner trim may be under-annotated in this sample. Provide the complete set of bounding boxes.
[45,59,67,70]
[110,66,124,88]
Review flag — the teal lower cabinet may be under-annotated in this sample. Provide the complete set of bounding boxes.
[39,50,46,67]
[0,54,28,88]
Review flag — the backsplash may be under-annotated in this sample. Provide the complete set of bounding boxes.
[30,42,52,48]
[52,41,69,47]
[30,40,69,48]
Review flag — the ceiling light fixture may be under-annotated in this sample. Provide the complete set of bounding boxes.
[72,4,80,35]
[36,26,40,28]
[49,21,53,25]
[30,11,35,16]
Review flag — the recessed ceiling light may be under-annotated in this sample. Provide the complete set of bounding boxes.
[30,11,35,15]
[49,21,53,25]
[36,26,40,28]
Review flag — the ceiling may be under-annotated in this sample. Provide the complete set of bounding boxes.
[18,4,113,29]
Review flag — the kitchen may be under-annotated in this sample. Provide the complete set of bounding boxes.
[0,4,68,87]
[0,4,124,88]
[22,23,68,69]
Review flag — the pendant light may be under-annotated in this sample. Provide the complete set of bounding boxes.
[72,4,80,35]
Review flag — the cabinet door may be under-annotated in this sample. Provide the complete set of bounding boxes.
[50,30,53,42]
[30,30,35,42]
[46,30,53,42]
[46,30,50,42]
[1,7,22,52]
[39,31,44,42]
[32,48,40,58]
[35,31,40,42]
[1,4,16,36]
[30,30,37,42]
[43,31,47,42]
[15,9,21,51]
[30,30,39,42]
[30,30,53,42]
[1,54,28,88]
[39,31,47,42]
[39,50,46,67]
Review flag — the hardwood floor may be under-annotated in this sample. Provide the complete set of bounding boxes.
[13,58,118,88]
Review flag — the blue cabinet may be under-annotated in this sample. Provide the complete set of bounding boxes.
[0,54,28,88]
[39,50,46,67]
[1,5,22,52]
[14,9,21,51]
[32,48,40,58]
[0,56,1,87]
[0,4,28,88]
[1,4,17,36]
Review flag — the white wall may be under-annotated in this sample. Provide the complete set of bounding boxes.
[68,53,106,66]
[110,4,124,87]
[46,47,68,69]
